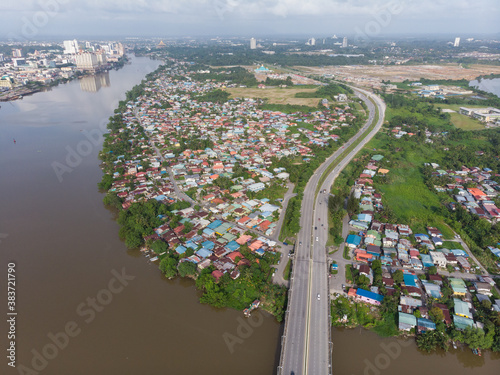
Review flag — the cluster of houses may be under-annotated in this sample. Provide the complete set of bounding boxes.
[145,206,278,281]
[389,124,446,144]
[396,273,498,332]
[106,58,359,237]
[347,265,498,334]
[429,162,500,223]
[340,154,500,336]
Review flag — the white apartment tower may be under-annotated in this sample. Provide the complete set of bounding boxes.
[454,37,460,47]
[250,38,257,49]
[76,52,98,70]
[342,37,348,48]
[63,40,79,54]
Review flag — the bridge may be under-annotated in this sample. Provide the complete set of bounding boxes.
[278,88,386,375]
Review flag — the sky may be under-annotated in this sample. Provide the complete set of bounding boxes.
[1,0,499,41]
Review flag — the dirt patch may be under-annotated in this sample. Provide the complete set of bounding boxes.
[297,64,500,89]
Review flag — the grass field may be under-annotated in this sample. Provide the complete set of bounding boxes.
[364,139,455,239]
[432,104,486,131]
[227,87,320,106]
[448,113,485,131]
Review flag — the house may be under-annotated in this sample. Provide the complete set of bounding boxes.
[454,298,473,319]
[346,234,362,248]
[449,278,467,296]
[355,288,384,306]
[248,182,265,192]
[417,318,436,333]
[454,315,474,330]
[398,312,417,331]
[474,282,493,297]
[429,251,447,268]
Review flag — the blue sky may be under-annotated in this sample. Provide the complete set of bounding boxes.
[1,0,498,40]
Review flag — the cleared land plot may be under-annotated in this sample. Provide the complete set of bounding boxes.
[434,104,486,131]
[227,87,321,106]
[297,64,500,83]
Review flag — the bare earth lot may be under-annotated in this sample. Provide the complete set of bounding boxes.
[298,64,500,88]
[227,87,321,106]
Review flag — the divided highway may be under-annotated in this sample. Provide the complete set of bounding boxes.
[279,88,386,375]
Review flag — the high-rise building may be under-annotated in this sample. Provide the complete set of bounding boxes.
[342,37,348,48]
[63,40,79,54]
[76,52,98,70]
[310,37,316,46]
[12,49,22,58]
[250,38,257,50]
[454,37,460,47]
[96,52,107,66]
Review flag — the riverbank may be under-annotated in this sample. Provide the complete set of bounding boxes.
[0,55,128,102]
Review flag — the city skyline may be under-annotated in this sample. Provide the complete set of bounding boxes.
[0,0,499,40]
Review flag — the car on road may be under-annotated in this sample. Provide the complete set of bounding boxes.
[316,237,318,242]
[317,294,320,300]
[315,226,317,230]
[299,241,302,246]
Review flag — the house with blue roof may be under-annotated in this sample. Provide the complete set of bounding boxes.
[255,248,265,256]
[225,241,240,252]
[196,248,213,259]
[346,234,361,248]
[356,288,384,305]
[203,228,215,237]
[207,220,222,230]
[451,249,468,258]
[417,318,436,333]
[175,245,187,255]
[403,273,418,287]
[421,254,434,268]
[201,241,215,250]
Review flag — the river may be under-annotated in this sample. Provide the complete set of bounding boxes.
[469,77,500,98]
[0,55,280,375]
[1,55,499,375]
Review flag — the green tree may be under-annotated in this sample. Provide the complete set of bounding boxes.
[392,270,404,285]
[429,306,444,323]
[178,261,197,277]
[159,256,178,278]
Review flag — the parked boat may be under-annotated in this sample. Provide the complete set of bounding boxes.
[243,300,261,317]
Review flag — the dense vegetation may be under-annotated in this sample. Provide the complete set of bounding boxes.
[192,66,258,87]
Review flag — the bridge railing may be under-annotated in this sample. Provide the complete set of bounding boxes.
[277,245,297,375]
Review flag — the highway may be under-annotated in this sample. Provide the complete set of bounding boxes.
[279,87,386,375]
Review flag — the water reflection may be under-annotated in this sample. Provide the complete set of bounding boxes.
[79,72,111,93]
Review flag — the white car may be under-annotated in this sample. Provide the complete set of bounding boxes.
[316,237,318,242]
[317,294,320,300]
